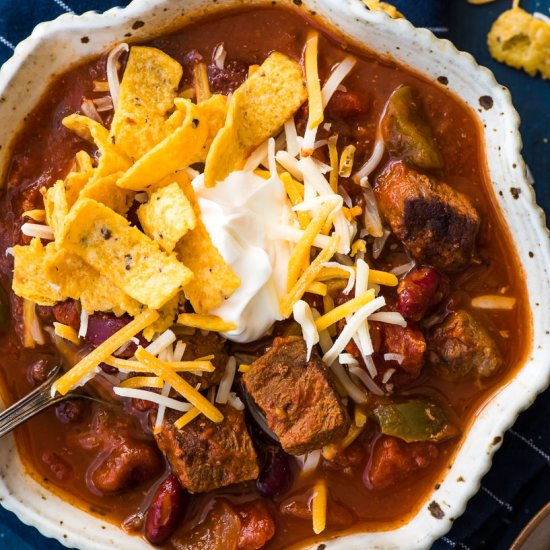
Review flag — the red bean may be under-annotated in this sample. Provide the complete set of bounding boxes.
[256,447,292,498]
[85,313,144,357]
[397,267,442,322]
[42,451,73,482]
[27,358,53,386]
[55,399,86,423]
[145,474,187,545]
[325,90,369,119]
[52,300,80,331]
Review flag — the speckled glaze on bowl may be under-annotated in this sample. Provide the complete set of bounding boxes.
[0,1,549,549]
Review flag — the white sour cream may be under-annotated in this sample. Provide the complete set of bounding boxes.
[193,171,291,342]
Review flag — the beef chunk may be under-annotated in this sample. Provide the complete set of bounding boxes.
[180,332,228,390]
[375,162,480,272]
[366,435,439,490]
[242,336,349,455]
[154,406,258,493]
[429,310,502,379]
[382,323,426,376]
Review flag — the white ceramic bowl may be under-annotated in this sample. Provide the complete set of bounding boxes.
[0,1,549,548]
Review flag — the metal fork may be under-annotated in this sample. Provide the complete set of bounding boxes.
[0,365,91,438]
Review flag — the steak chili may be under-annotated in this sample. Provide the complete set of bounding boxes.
[0,6,531,549]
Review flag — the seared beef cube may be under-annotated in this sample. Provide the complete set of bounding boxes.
[242,336,349,455]
[383,323,426,376]
[429,310,502,379]
[154,406,258,493]
[375,162,480,272]
[180,332,228,390]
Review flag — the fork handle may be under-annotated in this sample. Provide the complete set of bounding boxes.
[0,366,66,438]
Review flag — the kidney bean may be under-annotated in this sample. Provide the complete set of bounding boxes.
[27,357,54,386]
[145,474,187,545]
[52,300,80,331]
[256,447,292,498]
[85,313,145,357]
[55,399,86,424]
[325,90,369,119]
[92,440,162,494]
[42,451,73,482]
[396,266,442,322]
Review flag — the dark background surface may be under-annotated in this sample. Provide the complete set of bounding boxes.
[0,0,548,549]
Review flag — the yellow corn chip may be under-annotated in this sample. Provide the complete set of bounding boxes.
[64,170,93,207]
[174,94,228,164]
[142,294,180,341]
[45,247,143,316]
[63,114,131,177]
[75,150,94,172]
[58,198,193,310]
[116,98,208,191]
[488,7,550,79]
[173,174,240,313]
[79,171,134,215]
[204,52,307,187]
[110,46,183,160]
[137,182,196,253]
[43,180,69,240]
[13,239,66,306]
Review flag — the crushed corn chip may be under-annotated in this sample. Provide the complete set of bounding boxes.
[110,46,183,160]
[116,98,208,191]
[142,295,180,341]
[79,171,134,215]
[193,62,211,103]
[137,182,196,253]
[45,247,142,316]
[204,52,307,187]
[63,114,131,177]
[12,239,66,306]
[488,7,550,79]
[43,180,69,240]
[58,198,192,310]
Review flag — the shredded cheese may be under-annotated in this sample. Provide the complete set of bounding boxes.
[154,382,171,434]
[145,329,177,356]
[328,135,339,191]
[238,364,251,373]
[321,55,357,107]
[368,311,407,327]
[227,392,245,410]
[293,300,319,360]
[120,376,164,389]
[280,235,339,318]
[216,356,237,405]
[305,282,327,296]
[354,404,368,427]
[22,209,46,222]
[113,386,192,412]
[339,145,356,177]
[354,139,385,180]
[268,223,332,249]
[53,322,80,345]
[390,260,416,277]
[193,62,211,103]
[315,289,375,332]
[276,150,303,181]
[174,406,201,429]
[78,309,89,339]
[322,296,386,366]
[177,313,237,333]
[311,478,327,535]
[105,356,215,373]
[304,30,323,131]
[135,347,223,423]
[21,223,54,240]
[53,309,159,395]
[284,117,300,157]
[287,199,338,291]
[213,43,227,70]
[471,295,516,310]
[173,341,187,362]
[349,365,384,396]
[106,42,129,109]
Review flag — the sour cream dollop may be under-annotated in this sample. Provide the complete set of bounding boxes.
[193,171,291,342]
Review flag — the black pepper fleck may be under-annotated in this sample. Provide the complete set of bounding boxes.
[132,20,145,30]
[293,0,302,5]
[192,118,200,128]
[529,251,534,258]
[124,254,133,271]
[437,76,448,85]
[428,501,445,519]
[100,227,112,240]
[510,187,521,199]
[81,36,90,44]
[492,436,502,445]
[479,95,494,110]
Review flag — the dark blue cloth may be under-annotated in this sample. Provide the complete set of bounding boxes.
[0,1,548,549]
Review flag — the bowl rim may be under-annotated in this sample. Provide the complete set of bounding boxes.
[0,1,549,549]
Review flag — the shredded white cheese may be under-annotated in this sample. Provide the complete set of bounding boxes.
[293,301,319,360]
[21,223,54,240]
[349,365,384,396]
[355,139,385,180]
[213,43,227,70]
[215,356,236,404]
[113,386,193,412]
[106,42,129,109]
[78,309,89,339]
[145,329,176,356]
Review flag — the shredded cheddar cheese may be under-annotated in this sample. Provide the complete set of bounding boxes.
[53,322,80,345]
[305,30,324,130]
[174,406,201,429]
[238,364,251,373]
[311,478,327,535]
[22,209,46,222]
[193,62,211,103]
[135,347,223,423]
[328,135,339,192]
[315,289,375,331]
[53,309,159,395]
[120,376,164,389]
[306,282,328,296]
[177,313,237,333]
